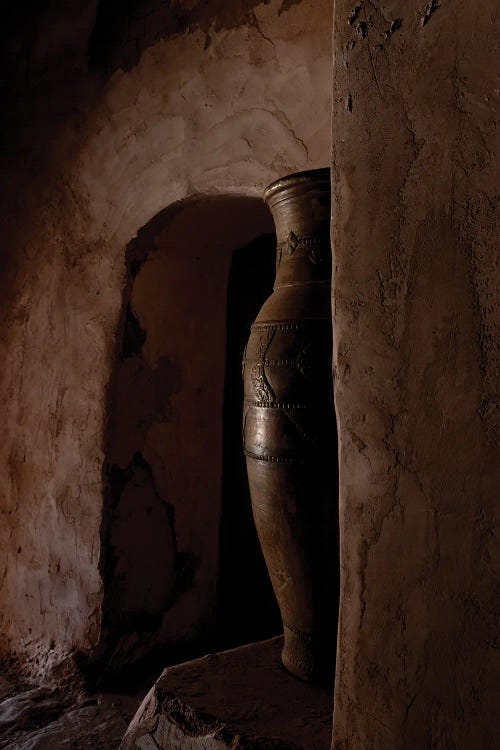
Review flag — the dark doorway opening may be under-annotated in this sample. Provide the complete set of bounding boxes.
[217,234,281,647]
[96,195,280,681]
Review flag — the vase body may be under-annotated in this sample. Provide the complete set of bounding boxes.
[242,168,339,684]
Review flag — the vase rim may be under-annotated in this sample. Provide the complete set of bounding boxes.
[263,167,331,205]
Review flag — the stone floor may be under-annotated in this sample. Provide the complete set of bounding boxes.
[0,673,145,750]
[1,638,333,749]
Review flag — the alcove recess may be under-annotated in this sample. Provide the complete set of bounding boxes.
[98,195,282,676]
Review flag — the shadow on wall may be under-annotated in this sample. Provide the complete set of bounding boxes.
[218,234,282,647]
[87,0,305,77]
[92,195,280,679]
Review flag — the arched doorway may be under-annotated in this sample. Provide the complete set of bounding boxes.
[99,195,280,675]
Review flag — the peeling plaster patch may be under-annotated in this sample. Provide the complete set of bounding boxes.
[421,0,439,27]
[348,4,362,26]
[347,3,372,43]
[384,18,402,40]
[355,20,368,38]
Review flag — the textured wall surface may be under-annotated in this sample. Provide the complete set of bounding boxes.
[331,1,499,748]
[0,0,333,678]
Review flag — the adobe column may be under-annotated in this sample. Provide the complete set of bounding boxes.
[330,2,498,748]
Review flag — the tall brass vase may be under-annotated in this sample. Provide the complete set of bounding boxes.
[242,168,338,684]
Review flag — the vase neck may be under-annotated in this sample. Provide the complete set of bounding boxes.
[264,169,332,287]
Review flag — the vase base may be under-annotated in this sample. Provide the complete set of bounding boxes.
[281,624,334,686]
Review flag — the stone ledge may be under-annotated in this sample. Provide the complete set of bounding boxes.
[120,636,333,749]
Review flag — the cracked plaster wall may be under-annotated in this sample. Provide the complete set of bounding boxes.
[331,1,499,748]
[0,0,333,678]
